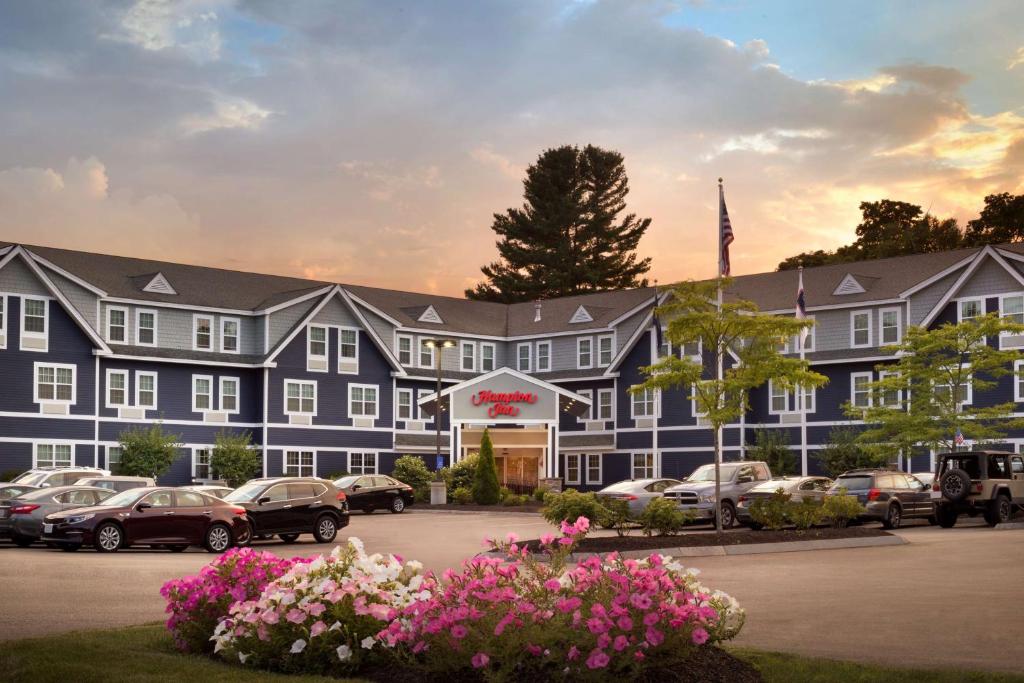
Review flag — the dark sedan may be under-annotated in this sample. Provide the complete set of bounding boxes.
[1,486,113,546]
[41,487,251,553]
[334,475,414,514]
[224,477,349,543]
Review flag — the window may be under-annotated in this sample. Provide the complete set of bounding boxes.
[598,335,613,366]
[285,380,316,415]
[220,377,239,413]
[461,341,476,371]
[576,389,593,421]
[480,343,496,372]
[850,311,871,348]
[880,308,901,345]
[1016,361,1024,403]
[106,369,128,408]
[0,295,5,343]
[107,446,123,474]
[769,380,789,414]
[349,384,379,418]
[878,370,901,408]
[192,375,213,412]
[137,372,157,409]
[285,451,315,477]
[586,454,602,484]
[417,389,433,422]
[597,388,613,420]
[35,363,75,404]
[194,315,213,350]
[23,297,47,335]
[419,338,435,368]
[565,454,581,485]
[136,309,157,346]
[36,444,72,469]
[577,337,593,369]
[517,343,531,372]
[221,318,239,353]
[851,372,872,409]
[632,452,655,479]
[107,307,127,343]
[397,334,413,365]
[339,328,358,361]
[535,341,551,372]
[959,298,983,323]
[396,388,413,420]
[631,387,657,418]
[935,370,971,406]
[659,331,673,359]
[1002,295,1024,324]
[350,451,377,474]
[307,325,327,368]
[177,490,207,507]
[194,448,212,479]
[799,385,815,413]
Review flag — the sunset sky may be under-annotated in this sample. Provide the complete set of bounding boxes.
[1,1,1023,295]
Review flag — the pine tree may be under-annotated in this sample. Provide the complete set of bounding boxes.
[472,429,501,505]
[466,145,652,302]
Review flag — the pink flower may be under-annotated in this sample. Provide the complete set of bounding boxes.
[691,627,709,645]
[451,625,468,640]
[613,635,629,651]
[617,615,633,631]
[307,603,326,617]
[544,579,561,591]
[646,626,664,647]
[586,648,610,669]
[540,533,556,545]
[643,611,660,626]
[526,644,542,656]
[506,532,519,544]
[471,652,490,669]
[310,621,327,637]
[586,617,609,634]
[286,608,306,624]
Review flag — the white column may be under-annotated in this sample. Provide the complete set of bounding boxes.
[547,423,557,478]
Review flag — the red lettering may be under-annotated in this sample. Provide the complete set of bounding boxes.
[470,388,537,416]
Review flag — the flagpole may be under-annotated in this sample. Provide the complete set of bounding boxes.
[652,280,660,478]
[798,266,808,476]
[715,178,725,532]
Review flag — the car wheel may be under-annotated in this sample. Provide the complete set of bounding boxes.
[234,521,252,547]
[881,503,902,530]
[984,495,1012,527]
[11,533,34,548]
[204,523,232,553]
[389,496,406,514]
[936,505,958,528]
[939,468,971,503]
[278,533,300,544]
[313,515,338,543]
[168,544,189,553]
[719,502,736,529]
[94,523,123,553]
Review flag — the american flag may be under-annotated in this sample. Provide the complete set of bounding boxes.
[954,428,965,447]
[719,184,734,277]
[796,267,808,348]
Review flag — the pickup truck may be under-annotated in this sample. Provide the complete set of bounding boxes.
[664,461,773,528]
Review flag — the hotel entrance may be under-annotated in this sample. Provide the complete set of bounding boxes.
[461,426,547,493]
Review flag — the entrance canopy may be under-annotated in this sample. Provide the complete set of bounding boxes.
[417,367,592,422]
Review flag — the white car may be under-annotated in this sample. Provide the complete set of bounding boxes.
[10,467,111,488]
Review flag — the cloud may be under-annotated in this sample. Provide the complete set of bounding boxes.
[469,146,522,179]
[180,93,273,135]
[1009,47,1024,70]
[106,0,226,62]
[338,161,443,201]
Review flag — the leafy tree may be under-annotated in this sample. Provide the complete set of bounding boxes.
[964,192,1024,245]
[471,429,501,505]
[747,428,796,476]
[118,423,182,479]
[209,431,260,487]
[817,426,888,477]
[467,144,651,302]
[392,455,433,495]
[633,278,827,531]
[852,314,1024,456]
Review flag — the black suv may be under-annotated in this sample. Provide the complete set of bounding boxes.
[224,477,349,544]
[828,469,934,529]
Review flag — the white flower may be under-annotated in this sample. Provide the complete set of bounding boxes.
[290,639,307,654]
[280,592,296,606]
[347,537,366,556]
[361,636,376,650]
[329,621,342,632]
[337,644,352,661]
[238,652,250,664]
[213,639,225,654]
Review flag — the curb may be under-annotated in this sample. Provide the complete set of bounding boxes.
[994,521,1024,530]
[407,508,542,516]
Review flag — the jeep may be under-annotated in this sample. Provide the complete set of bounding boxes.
[932,451,1024,527]
[664,461,772,528]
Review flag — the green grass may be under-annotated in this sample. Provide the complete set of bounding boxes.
[1,624,1021,683]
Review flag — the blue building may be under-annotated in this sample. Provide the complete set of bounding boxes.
[2,240,1023,487]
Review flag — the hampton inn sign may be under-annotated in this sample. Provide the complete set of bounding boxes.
[470,390,539,418]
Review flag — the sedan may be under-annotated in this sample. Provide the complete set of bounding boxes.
[182,485,234,499]
[0,486,113,546]
[334,475,414,514]
[595,478,683,516]
[41,487,251,553]
[736,476,833,528]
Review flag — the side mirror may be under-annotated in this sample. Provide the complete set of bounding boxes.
[41,483,52,488]
[737,476,753,484]
[351,484,361,491]
[136,502,152,511]
[257,496,271,505]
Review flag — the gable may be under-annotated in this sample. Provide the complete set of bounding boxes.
[311,295,360,327]
[956,257,1024,300]
[46,269,100,329]
[0,255,50,297]
[833,274,866,296]
[418,305,443,324]
[141,272,177,295]
[908,269,964,326]
[569,305,593,324]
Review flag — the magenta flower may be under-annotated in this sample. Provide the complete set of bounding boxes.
[613,635,629,651]
[586,648,610,669]
[692,627,709,645]
[451,625,468,640]
[471,652,490,668]
[567,645,580,661]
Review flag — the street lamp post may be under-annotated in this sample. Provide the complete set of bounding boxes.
[423,338,457,473]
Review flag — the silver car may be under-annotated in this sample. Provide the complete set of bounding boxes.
[182,485,234,499]
[736,476,833,527]
[596,478,683,516]
[0,486,114,547]
[75,476,155,493]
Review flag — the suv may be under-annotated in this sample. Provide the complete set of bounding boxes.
[664,461,772,528]
[224,477,349,544]
[10,467,110,488]
[828,470,934,529]
[932,451,1024,527]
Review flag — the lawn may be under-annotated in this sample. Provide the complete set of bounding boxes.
[1,624,1021,683]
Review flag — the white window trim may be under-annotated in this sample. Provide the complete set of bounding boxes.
[192,374,214,413]
[307,324,328,372]
[850,371,873,409]
[396,333,414,366]
[136,371,158,410]
[517,342,531,373]
[135,308,158,348]
[630,451,656,479]
[20,297,48,351]
[935,366,973,407]
[850,310,873,348]
[34,443,73,469]
[998,293,1024,349]
[219,376,240,414]
[691,382,710,418]
[480,342,496,372]
[585,453,602,485]
[348,383,380,420]
[106,305,129,344]
[577,337,594,370]
[193,314,214,351]
[284,379,318,416]
[597,334,614,367]
[879,307,902,346]
[418,337,435,369]
[565,453,582,485]
[630,386,659,419]
[284,450,317,478]
[417,388,433,423]
[596,388,614,421]
[0,294,7,345]
[460,340,476,372]
[576,389,593,422]
[535,340,551,372]
[33,362,76,406]
[349,450,379,475]
[192,447,213,480]
[799,385,816,414]
[1015,361,1024,403]
[337,325,359,371]
[768,379,790,415]
[396,388,414,421]
[105,368,129,409]
[878,370,902,408]
[220,317,241,354]
[793,316,814,353]
[957,297,985,323]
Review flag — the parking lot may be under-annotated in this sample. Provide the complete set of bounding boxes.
[0,510,1021,673]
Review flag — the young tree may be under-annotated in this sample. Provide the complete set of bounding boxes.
[853,314,1024,455]
[472,429,501,505]
[118,423,182,479]
[209,431,261,487]
[818,426,888,477]
[467,144,652,302]
[634,279,827,531]
[747,428,797,476]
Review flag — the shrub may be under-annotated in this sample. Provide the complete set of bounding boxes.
[822,488,865,528]
[472,429,501,505]
[786,498,823,530]
[502,493,528,507]
[118,423,182,479]
[209,431,261,487]
[598,497,633,537]
[160,548,305,653]
[325,471,349,480]
[639,497,689,536]
[818,426,888,477]
[447,455,478,493]
[451,487,473,505]
[0,468,23,482]
[749,488,791,530]
[392,455,433,498]
[748,428,797,476]
[498,486,513,502]
[541,489,608,527]
[532,487,547,502]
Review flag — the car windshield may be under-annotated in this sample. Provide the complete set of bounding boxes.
[833,476,873,491]
[687,465,739,482]
[334,476,359,489]
[225,483,266,502]
[12,472,46,486]
[97,488,149,507]
[600,481,638,493]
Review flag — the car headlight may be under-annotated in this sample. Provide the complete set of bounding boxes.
[699,494,716,503]
[65,513,95,524]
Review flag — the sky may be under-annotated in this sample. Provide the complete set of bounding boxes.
[1,0,1023,296]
